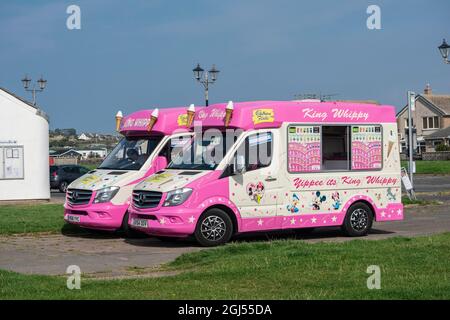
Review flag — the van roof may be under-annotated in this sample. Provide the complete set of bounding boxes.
[192,100,396,130]
[120,106,201,135]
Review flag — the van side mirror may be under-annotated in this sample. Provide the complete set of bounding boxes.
[154,155,168,172]
[234,155,246,174]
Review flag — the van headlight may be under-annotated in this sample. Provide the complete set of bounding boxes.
[163,188,193,207]
[94,187,120,203]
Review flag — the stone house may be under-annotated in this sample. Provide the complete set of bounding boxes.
[396,84,450,153]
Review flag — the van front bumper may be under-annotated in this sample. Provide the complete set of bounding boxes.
[64,202,129,231]
[128,206,199,237]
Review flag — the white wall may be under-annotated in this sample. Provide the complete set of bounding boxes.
[0,90,50,201]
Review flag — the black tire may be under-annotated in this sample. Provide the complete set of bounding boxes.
[120,211,147,238]
[194,208,233,247]
[59,181,68,193]
[342,202,373,237]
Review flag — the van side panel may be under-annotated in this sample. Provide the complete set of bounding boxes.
[235,122,403,233]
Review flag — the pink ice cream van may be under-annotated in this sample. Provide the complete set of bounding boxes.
[63,106,199,236]
[128,100,403,246]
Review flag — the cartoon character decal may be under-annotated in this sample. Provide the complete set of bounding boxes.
[331,192,341,210]
[312,191,326,210]
[247,182,265,204]
[374,192,382,201]
[287,193,300,213]
[387,187,396,201]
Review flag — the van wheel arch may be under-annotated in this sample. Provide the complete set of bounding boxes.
[349,200,375,220]
[200,204,239,235]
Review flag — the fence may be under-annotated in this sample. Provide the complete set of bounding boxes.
[421,152,450,161]
[52,157,78,165]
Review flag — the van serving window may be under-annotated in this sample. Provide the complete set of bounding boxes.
[287,124,383,173]
[322,126,350,171]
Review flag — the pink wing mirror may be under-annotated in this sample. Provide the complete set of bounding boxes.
[153,155,168,172]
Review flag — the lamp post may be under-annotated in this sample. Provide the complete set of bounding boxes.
[192,63,219,106]
[438,39,450,64]
[21,75,47,106]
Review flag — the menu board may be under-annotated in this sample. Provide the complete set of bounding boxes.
[351,126,382,170]
[0,146,24,179]
[288,126,321,172]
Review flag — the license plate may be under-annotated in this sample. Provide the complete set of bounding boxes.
[131,218,148,228]
[66,214,80,223]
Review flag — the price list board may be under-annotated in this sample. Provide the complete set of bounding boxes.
[351,125,382,170]
[288,126,321,172]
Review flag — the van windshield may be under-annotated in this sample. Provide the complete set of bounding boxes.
[168,130,240,170]
[98,136,163,171]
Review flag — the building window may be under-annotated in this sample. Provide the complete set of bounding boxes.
[423,116,439,129]
[405,118,414,128]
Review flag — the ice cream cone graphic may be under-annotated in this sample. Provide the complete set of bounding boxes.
[148,108,159,131]
[224,100,234,127]
[387,130,396,158]
[115,111,123,132]
[186,104,195,127]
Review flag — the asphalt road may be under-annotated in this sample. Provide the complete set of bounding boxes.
[412,174,450,193]
[1,202,450,277]
[50,191,66,203]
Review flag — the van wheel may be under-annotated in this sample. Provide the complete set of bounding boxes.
[59,181,68,193]
[120,211,146,238]
[342,202,373,237]
[194,208,233,247]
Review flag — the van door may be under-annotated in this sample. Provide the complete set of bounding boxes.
[229,129,282,231]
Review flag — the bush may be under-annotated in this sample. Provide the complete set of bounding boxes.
[435,144,450,152]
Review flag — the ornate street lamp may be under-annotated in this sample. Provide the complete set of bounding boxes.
[21,75,47,106]
[192,63,220,106]
[438,39,450,64]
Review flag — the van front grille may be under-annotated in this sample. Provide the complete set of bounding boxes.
[67,189,93,206]
[132,190,162,209]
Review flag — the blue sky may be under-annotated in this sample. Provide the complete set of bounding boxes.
[0,0,449,133]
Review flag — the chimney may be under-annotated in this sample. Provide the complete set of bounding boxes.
[424,83,432,95]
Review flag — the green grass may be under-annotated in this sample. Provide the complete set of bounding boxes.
[401,160,450,174]
[0,204,79,235]
[401,197,439,206]
[1,233,450,299]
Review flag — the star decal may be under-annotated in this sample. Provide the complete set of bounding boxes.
[397,209,402,216]
[331,216,337,222]
[188,216,195,224]
[257,219,263,226]
[160,218,166,225]
[290,218,296,225]
[311,217,317,224]
[381,211,386,217]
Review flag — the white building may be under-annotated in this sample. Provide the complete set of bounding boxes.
[77,133,91,141]
[0,88,50,201]
[75,148,107,159]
